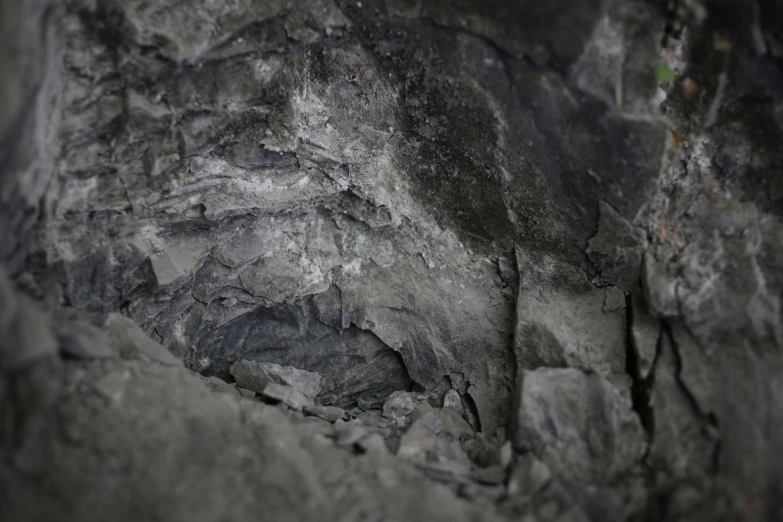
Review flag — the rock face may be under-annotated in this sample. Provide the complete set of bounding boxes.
[513,368,646,485]
[2,0,783,521]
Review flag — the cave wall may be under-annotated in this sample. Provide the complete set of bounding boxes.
[1,0,783,520]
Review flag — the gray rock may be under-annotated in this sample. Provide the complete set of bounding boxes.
[443,389,464,416]
[255,362,321,400]
[0,271,57,370]
[228,360,271,394]
[382,390,416,423]
[3,0,783,518]
[56,314,114,360]
[514,248,628,384]
[507,454,553,499]
[333,419,372,447]
[587,201,645,292]
[236,387,256,398]
[397,412,443,460]
[260,382,313,411]
[229,360,321,400]
[513,367,646,485]
[105,314,182,367]
[304,404,345,423]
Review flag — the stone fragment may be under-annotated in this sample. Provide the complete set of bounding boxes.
[333,419,372,446]
[356,433,389,455]
[430,408,474,440]
[397,412,442,460]
[0,270,57,370]
[449,372,467,394]
[90,370,131,403]
[506,453,553,498]
[149,251,186,287]
[229,360,272,394]
[236,387,256,398]
[256,362,321,399]
[499,440,513,469]
[470,465,506,486]
[105,314,182,366]
[56,315,113,360]
[642,254,680,317]
[514,367,646,485]
[382,390,415,423]
[443,389,463,415]
[229,360,321,400]
[203,377,242,398]
[260,382,313,411]
[304,404,345,423]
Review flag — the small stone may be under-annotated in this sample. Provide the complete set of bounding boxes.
[507,454,553,498]
[56,317,113,360]
[470,465,506,486]
[91,370,130,403]
[356,397,373,411]
[382,390,415,421]
[357,433,388,455]
[149,251,185,287]
[105,314,181,366]
[334,419,372,446]
[257,362,321,399]
[236,387,256,398]
[229,360,271,394]
[449,372,467,394]
[229,360,321,399]
[499,440,513,469]
[397,412,443,460]
[0,272,58,370]
[260,382,312,411]
[443,389,463,415]
[304,404,345,422]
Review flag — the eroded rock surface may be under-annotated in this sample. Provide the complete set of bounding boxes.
[2,0,783,521]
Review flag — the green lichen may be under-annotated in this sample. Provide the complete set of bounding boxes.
[655,64,676,84]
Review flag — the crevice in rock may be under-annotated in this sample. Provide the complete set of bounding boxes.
[462,388,483,434]
[624,292,655,439]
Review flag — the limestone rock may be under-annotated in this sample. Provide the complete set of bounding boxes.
[513,367,646,485]
[304,404,345,423]
[514,248,627,383]
[382,391,416,425]
[443,389,464,416]
[229,359,321,401]
[261,382,313,411]
[105,314,182,366]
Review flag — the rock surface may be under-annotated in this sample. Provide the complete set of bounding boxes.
[1,0,783,520]
[513,367,647,485]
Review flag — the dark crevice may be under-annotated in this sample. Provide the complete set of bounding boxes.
[625,292,656,439]
[461,389,483,433]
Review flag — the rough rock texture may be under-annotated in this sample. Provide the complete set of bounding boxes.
[2,0,783,520]
[513,367,646,485]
